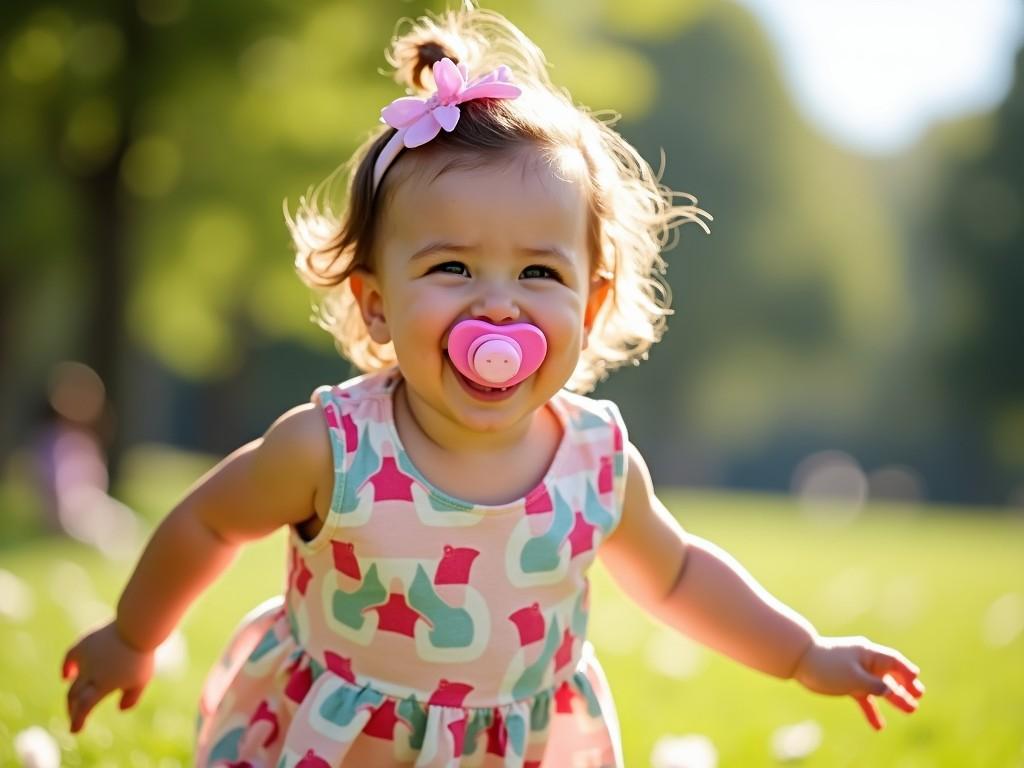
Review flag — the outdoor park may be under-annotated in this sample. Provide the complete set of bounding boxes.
[2,1,1023,766]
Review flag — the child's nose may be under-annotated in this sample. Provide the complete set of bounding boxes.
[470,291,520,324]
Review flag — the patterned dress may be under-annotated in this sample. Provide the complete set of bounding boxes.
[195,369,628,767]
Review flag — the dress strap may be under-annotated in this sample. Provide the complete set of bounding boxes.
[553,390,630,539]
[598,399,626,536]
[598,398,629,522]
[299,384,351,551]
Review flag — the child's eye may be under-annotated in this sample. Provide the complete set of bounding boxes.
[521,264,563,281]
[429,261,470,276]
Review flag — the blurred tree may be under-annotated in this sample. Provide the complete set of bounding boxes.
[1,4,128,470]
[923,47,1024,503]
[0,0,293,474]
[594,2,905,491]
[2,0,1017,507]
[0,0,710,467]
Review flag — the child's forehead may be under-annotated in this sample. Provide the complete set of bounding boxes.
[387,145,584,202]
[381,146,590,242]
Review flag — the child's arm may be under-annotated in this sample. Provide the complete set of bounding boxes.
[598,441,925,730]
[61,403,332,733]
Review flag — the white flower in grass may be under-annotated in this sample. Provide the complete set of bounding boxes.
[48,559,115,632]
[14,725,61,768]
[644,629,703,680]
[48,560,95,604]
[771,720,823,762]
[650,734,717,768]
[818,566,874,625]
[589,599,645,655]
[0,568,34,622]
[155,629,189,678]
[65,599,113,634]
[877,575,924,629]
[983,593,1024,647]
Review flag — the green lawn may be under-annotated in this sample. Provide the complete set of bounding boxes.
[1,478,1022,766]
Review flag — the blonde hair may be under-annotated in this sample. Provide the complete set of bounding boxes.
[287,5,710,393]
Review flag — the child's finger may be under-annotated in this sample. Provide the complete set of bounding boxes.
[865,646,921,690]
[883,665,924,703]
[854,695,886,731]
[67,675,89,708]
[67,677,93,732]
[854,665,890,699]
[119,685,146,711]
[880,674,919,714]
[891,665,925,700]
[68,677,107,734]
[61,648,79,681]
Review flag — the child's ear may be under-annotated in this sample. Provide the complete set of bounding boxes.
[349,268,391,345]
[582,274,612,350]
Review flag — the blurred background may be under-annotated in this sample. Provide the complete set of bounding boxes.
[1,0,1023,766]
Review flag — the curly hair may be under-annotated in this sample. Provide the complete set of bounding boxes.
[286,5,710,393]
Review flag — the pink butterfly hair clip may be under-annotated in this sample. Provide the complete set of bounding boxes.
[372,57,522,192]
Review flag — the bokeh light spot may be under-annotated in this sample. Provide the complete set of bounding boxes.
[644,628,704,680]
[0,569,34,623]
[68,22,124,79]
[61,98,121,174]
[8,27,65,83]
[867,465,926,504]
[137,0,189,27]
[771,720,823,762]
[121,135,181,198]
[983,593,1024,648]
[792,450,867,524]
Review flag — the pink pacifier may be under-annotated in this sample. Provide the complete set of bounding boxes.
[446,319,547,388]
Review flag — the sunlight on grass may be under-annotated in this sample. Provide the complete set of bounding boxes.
[1,468,1022,765]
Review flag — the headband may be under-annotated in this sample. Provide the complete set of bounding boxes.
[372,57,522,193]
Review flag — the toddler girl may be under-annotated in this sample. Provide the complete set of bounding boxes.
[62,7,925,766]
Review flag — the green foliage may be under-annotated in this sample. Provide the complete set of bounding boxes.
[927,48,1024,493]
[1,0,703,380]
[2,0,1020,505]
[595,4,908,463]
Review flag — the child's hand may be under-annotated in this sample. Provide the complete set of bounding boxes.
[62,621,155,733]
[793,635,925,731]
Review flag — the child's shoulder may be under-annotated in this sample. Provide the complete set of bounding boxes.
[261,401,335,475]
[555,387,628,438]
[262,372,395,485]
[258,380,375,532]
[310,368,398,408]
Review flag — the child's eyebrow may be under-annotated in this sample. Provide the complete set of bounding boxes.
[520,246,573,266]
[408,240,573,265]
[408,241,472,262]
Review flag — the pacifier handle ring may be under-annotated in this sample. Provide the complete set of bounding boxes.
[467,334,523,362]
[468,335,523,384]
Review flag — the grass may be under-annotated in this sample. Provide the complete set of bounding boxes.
[1,455,1022,766]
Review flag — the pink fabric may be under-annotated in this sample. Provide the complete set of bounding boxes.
[195,369,628,767]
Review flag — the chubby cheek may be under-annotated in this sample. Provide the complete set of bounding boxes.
[391,294,455,363]
[547,328,584,378]
[537,301,586,377]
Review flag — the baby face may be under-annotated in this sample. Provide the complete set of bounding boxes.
[357,146,602,437]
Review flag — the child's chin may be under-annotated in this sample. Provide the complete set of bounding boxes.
[456,372,523,402]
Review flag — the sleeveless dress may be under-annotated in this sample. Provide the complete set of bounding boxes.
[195,369,628,767]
